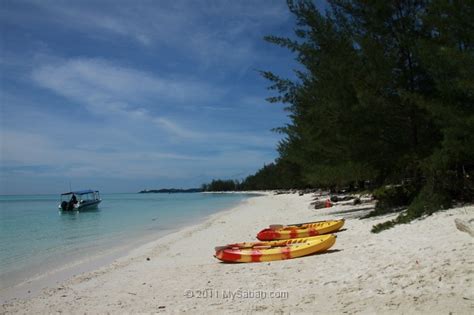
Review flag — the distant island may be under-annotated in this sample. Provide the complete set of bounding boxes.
[139,188,203,193]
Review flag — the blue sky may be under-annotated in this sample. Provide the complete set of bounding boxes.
[0,1,325,194]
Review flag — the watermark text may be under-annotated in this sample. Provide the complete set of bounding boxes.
[184,289,289,300]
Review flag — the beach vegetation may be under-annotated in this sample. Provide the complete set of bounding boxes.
[204,0,474,231]
[363,183,420,218]
[202,161,306,191]
[201,179,240,192]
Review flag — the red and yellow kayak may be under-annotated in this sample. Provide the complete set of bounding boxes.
[257,219,345,241]
[215,235,336,263]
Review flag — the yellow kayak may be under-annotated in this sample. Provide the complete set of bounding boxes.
[257,219,345,241]
[214,235,336,263]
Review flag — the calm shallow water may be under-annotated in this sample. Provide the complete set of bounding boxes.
[0,193,252,290]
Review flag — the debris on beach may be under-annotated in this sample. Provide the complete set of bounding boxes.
[454,218,474,237]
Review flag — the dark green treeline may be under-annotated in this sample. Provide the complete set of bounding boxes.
[203,0,474,229]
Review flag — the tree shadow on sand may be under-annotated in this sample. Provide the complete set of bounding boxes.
[331,206,374,219]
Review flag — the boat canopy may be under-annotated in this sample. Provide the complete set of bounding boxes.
[61,190,99,196]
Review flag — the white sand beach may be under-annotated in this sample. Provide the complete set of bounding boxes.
[1,193,473,314]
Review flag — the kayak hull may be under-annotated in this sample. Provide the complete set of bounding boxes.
[215,235,336,263]
[257,219,344,241]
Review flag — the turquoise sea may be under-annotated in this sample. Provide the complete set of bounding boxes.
[0,192,252,292]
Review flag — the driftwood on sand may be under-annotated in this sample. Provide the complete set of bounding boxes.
[454,218,474,237]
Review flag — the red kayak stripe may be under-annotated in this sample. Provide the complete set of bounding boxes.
[289,228,298,239]
[219,249,242,262]
[251,249,262,262]
[257,229,280,241]
[308,228,319,236]
[281,247,292,259]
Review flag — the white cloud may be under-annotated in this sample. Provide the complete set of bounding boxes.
[30,57,214,139]
[32,58,232,141]
[153,117,202,140]
[1,127,276,182]
[5,0,290,69]
[1,129,202,177]
[29,56,280,147]
[31,58,220,114]
[0,0,292,193]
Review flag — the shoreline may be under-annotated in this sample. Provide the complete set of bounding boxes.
[2,193,473,314]
[0,192,262,304]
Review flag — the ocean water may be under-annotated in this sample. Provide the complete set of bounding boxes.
[0,192,252,291]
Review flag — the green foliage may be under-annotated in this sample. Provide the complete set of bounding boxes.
[371,220,397,234]
[201,160,306,192]
[254,0,473,231]
[201,179,239,192]
[406,183,451,218]
[262,0,445,192]
[205,1,473,230]
[240,160,306,190]
[371,182,452,233]
[364,183,420,218]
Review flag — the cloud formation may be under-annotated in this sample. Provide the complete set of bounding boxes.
[0,0,294,194]
[31,57,222,114]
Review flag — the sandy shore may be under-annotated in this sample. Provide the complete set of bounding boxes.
[1,193,473,314]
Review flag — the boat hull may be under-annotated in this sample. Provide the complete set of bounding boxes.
[59,200,101,211]
[257,219,344,241]
[77,200,101,210]
[215,235,336,263]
